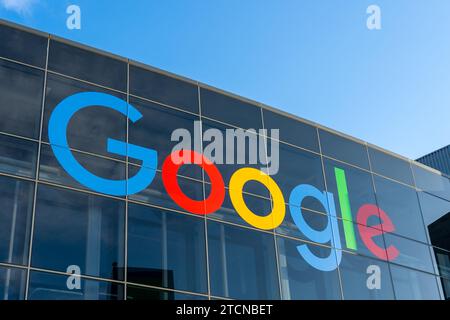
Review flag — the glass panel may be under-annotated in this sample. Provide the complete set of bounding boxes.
[0,176,33,266]
[0,134,37,178]
[39,143,126,195]
[42,74,127,160]
[201,119,270,197]
[390,264,441,300]
[48,40,127,92]
[431,247,450,279]
[336,219,387,259]
[129,65,199,114]
[374,175,427,243]
[128,167,204,213]
[385,233,435,274]
[200,88,263,129]
[208,184,272,227]
[439,277,450,300]
[128,96,202,180]
[0,24,47,67]
[339,252,394,300]
[324,158,380,226]
[0,60,44,139]
[413,164,450,201]
[368,147,414,185]
[271,143,325,213]
[126,285,207,300]
[127,204,207,293]
[28,271,124,300]
[319,130,370,170]
[0,266,27,300]
[207,221,279,299]
[277,236,341,300]
[262,109,319,152]
[418,192,450,251]
[277,206,331,244]
[32,185,125,280]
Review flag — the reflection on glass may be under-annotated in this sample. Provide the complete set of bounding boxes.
[28,271,124,300]
[413,164,450,201]
[39,143,126,194]
[127,285,207,300]
[368,147,414,185]
[127,204,207,294]
[48,40,127,92]
[0,134,37,178]
[324,158,380,226]
[339,252,394,300]
[262,109,319,152]
[390,264,441,300]
[0,60,44,139]
[319,130,370,169]
[374,175,427,243]
[42,73,127,160]
[200,88,263,129]
[32,185,125,280]
[277,236,341,300]
[0,266,27,300]
[0,176,33,266]
[0,23,47,67]
[128,96,202,179]
[208,221,279,299]
[130,65,199,114]
[385,233,435,274]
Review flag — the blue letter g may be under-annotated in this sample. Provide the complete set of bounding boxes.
[48,92,157,196]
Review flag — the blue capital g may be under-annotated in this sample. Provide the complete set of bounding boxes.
[48,92,157,196]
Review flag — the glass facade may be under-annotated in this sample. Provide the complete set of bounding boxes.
[0,20,449,300]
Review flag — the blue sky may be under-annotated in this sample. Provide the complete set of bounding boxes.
[1,0,449,159]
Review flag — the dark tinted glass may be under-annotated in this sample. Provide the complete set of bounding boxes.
[431,247,450,279]
[319,130,369,169]
[128,96,201,179]
[413,164,450,201]
[200,88,263,129]
[324,159,380,226]
[0,266,26,300]
[272,143,325,213]
[374,176,427,243]
[201,119,270,197]
[42,74,127,159]
[28,271,124,300]
[0,176,33,266]
[48,40,127,92]
[127,204,207,293]
[418,192,450,251]
[369,147,414,185]
[0,134,37,178]
[39,143,126,194]
[207,184,272,227]
[262,109,319,152]
[128,167,203,213]
[339,252,395,300]
[32,185,125,280]
[0,24,47,67]
[130,65,199,114]
[439,277,450,300]
[385,233,435,274]
[277,236,341,300]
[336,219,387,259]
[127,285,207,300]
[0,60,44,138]
[208,221,279,299]
[277,206,331,243]
[390,264,441,300]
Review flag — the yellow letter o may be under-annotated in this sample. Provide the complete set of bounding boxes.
[229,168,285,230]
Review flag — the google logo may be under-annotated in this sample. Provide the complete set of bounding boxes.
[49,92,400,272]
